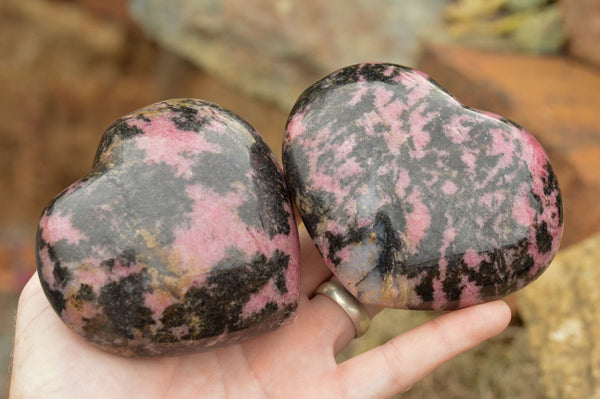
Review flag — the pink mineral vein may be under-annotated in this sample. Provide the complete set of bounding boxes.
[134,118,221,179]
[404,188,431,253]
[40,212,88,246]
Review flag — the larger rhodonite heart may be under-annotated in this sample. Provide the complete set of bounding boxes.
[283,63,563,310]
[37,99,300,356]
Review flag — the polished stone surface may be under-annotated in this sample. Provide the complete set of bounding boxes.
[37,99,300,356]
[283,63,563,310]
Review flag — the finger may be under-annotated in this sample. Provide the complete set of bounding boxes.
[14,273,49,332]
[297,223,385,353]
[336,300,511,399]
[264,284,364,360]
[332,300,381,355]
[305,278,383,355]
[308,291,357,354]
[11,274,74,397]
[299,225,332,296]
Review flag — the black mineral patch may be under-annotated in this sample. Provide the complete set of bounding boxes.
[97,270,155,338]
[157,250,291,342]
[168,103,208,131]
[93,119,144,167]
[536,220,553,254]
[248,139,291,237]
[372,211,406,278]
[76,284,96,302]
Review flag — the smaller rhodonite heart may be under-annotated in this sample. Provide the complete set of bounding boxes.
[37,99,300,356]
[283,63,563,310]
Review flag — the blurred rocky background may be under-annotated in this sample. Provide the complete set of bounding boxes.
[2,0,600,397]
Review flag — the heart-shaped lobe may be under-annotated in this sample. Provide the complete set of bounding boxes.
[37,99,300,356]
[283,63,563,310]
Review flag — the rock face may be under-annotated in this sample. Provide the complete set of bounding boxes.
[520,233,600,399]
[36,99,300,357]
[128,0,448,110]
[283,63,563,310]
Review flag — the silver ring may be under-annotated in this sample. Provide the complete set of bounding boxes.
[314,281,370,338]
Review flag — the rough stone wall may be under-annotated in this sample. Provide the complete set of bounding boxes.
[128,0,449,109]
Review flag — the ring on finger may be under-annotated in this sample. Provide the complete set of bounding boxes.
[314,281,370,338]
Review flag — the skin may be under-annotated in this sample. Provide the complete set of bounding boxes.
[10,226,511,399]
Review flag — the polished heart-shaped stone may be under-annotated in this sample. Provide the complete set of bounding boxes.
[37,99,300,356]
[283,63,563,310]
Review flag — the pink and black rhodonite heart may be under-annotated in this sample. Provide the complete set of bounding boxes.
[283,63,563,310]
[36,99,301,356]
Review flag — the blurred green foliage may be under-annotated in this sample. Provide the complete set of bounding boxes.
[444,0,565,54]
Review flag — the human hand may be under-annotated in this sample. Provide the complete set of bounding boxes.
[10,226,510,399]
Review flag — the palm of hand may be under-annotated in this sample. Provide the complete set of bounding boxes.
[10,229,510,399]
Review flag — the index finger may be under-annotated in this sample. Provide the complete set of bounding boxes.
[336,300,511,399]
[298,225,332,296]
